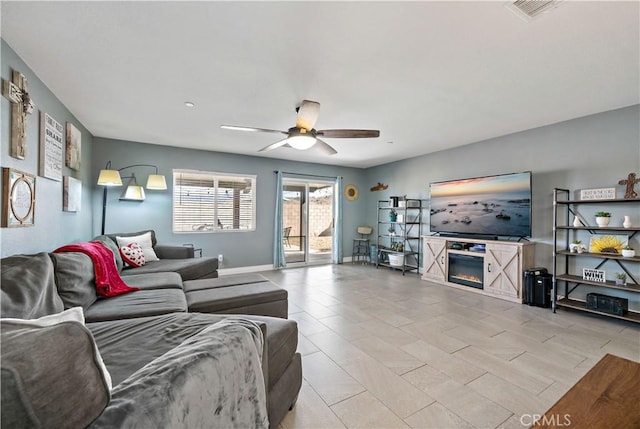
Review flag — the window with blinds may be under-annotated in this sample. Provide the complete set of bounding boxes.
[173,170,256,233]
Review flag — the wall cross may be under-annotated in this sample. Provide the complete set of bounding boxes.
[2,70,35,159]
[618,172,639,199]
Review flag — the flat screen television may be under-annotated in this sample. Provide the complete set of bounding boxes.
[429,171,532,238]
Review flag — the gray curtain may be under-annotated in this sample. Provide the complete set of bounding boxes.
[333,176,343,264]
[273,171,286,269]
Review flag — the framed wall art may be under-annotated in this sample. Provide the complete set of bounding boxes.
[2,167,36,227]
[39,111,63,181]
[63,176,81,212]
[66,122,81,171]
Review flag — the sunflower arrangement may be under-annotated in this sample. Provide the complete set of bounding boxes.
[589,235,625,254]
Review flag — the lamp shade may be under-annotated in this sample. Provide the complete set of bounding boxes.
[120,185,146,201]
[287,135,316,150]
[97,169,123,186]
[146,174,167,190]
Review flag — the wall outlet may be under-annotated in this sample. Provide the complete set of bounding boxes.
[218,254,223,262]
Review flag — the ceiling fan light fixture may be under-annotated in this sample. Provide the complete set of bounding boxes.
[287,135,316,150]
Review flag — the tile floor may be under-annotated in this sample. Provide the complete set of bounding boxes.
[260,263,640,429]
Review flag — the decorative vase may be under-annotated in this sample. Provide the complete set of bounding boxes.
[389,214,397,222]
[623,216,632,229]
[573,216,581,227]
[622,249,636,258]
[595,216,610,227]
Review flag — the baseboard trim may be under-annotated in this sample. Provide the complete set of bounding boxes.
[218,264,274,276]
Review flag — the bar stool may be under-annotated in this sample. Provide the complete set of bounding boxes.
[352,226,372,263]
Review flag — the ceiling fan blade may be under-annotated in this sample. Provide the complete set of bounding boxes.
[258,138,289,152]
[316,129,380,138]
[221,125,287,135]
[295,100,320,131]
[315,139,337,155]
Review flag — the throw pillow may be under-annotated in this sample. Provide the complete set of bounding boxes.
[1,317,111,428]
[119,243,146,268]
[116,231,159,262]
[1,307,112,391]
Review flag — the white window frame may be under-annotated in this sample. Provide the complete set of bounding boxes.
[172,169,257,233]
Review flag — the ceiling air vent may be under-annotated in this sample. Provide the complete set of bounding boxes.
[506,0,563,21]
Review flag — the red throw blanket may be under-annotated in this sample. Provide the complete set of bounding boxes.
[54,241,139,298]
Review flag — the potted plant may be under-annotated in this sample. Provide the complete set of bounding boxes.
[389,209,397,222]
[615,272,627,286]
[569,240,582,253]
[621,245,636,258]
[595,211,611,227]
[387,225,396,237]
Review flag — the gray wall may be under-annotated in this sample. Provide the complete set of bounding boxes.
[92,138,368,268]
[1,40,94,257]
[365,105,640,306]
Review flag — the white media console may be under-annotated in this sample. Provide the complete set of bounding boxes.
[421,236,536,303]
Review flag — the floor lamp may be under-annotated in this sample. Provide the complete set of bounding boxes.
[97,161,168,235]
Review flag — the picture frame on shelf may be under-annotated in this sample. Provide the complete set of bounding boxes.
[2,167,36,227]
[588,235,628,255]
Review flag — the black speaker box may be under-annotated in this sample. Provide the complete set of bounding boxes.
[586,293,628,316]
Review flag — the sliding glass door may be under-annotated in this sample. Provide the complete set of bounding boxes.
[282,179,334,265]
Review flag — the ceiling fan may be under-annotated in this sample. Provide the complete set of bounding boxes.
[220,100,380,155]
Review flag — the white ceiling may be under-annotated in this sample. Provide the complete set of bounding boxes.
[2,1,638,168]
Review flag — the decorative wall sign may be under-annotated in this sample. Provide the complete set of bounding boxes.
[39,111,64,181]
[618,172,639,199]
[63,176,81,212]
[2,70,36,159]
[580,188,616,200]
[589,235,627,254]
[583,268,606,283]
[2,168,36,227]
[66,122,81,171]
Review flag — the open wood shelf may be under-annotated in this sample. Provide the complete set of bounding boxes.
[555,274,640,292]
[555,297,640,323]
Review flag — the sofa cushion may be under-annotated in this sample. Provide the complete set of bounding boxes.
[88,313,296,390]
[185,282,288,315]
[84,289,188,323]
[92,235,124,272]
[1,320,110,429]
[121,258,219,280]
[1,253,64,319]
[49,252,98,310]
[183,273,269,292]
[115,231,159,262]
[121,272,184,290]
[236,315,299,389]
[89,318,268,429]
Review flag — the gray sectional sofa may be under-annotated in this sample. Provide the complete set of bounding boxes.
[1,232,302,428]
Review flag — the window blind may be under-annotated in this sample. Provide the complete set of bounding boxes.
[173,170,256,233]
